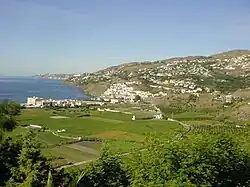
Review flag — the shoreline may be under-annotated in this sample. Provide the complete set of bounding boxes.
[0,77,92,104]
[63,80,96,99]
[35,76,96,99]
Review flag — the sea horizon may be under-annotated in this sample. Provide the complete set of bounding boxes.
[0,76,89,103]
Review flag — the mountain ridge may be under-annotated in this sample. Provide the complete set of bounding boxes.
[95,49,250,74]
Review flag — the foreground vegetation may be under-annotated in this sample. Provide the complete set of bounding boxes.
[2,102,250,186]
[0,101,21,141]
[2,129,250,186]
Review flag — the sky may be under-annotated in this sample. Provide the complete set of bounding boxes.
[0,0,250,76]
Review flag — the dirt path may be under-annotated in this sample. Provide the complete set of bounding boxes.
[46,130,80,140]
[23,106,193,170]
[58,148,148,169]
[58,118,192,169]
[66,144,99,155]
[45,129,103,156]
[57,105,193,169]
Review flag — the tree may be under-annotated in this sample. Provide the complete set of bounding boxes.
[0,102,20,141]
[134,95,142,102]
[78,147,129,187]
[0,103,72,187]
[0,101,21,116]
[4,132,49,187]
[187,94,198,110]
[0,102,20,185]
[46,147,129,187]
[2,132,68,187]
[128,133,250,186]
[9,131,250,186]
[0,137,22,186]
[0,114,17,132]
[0,130,3,142]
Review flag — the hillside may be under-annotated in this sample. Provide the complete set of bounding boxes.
[66,50,250,99]
[210,49,250,59]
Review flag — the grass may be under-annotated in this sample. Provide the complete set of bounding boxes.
[171,111,215,120]
[74,141,102,150]
[44,146,97,162]
[4,126,29,139]
[104,140,143,154]
[36,132,68,146]
[17,109,180,139]
[43,145,98,167]
[12,102,250,168]
[12,107,181,166]
[90,130,143,142]
[16,105,246,168]
[183,120,223,126]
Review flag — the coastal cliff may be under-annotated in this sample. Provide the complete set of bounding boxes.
[64,80,109,98]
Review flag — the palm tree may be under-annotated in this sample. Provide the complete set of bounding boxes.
[46,171,53,187]
[46,170,87,187]
[0,129,3,141]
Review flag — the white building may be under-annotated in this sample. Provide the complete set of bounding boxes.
[110,98,121,104]
[27,96,44,107]
[27,124,42,129]
[132,115,136,121]
[154,113,163,120]
[225,95,233,103]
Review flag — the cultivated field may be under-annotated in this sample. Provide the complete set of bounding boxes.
[8,101,250,168]
[9,107,181,167]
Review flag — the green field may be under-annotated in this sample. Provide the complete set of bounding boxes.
[9,107,181,167]
[17,108,179,138]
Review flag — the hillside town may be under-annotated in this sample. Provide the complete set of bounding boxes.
[101,82,154,101]
[64,52,250,103]
[38,73,86,80]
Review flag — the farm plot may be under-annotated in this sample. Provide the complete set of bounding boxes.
[14,108,181,166]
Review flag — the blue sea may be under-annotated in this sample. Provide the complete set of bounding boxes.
[0,76,89,103]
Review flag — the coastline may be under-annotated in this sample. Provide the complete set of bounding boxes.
[63,80,96,99]
[63,80,111,99]
[37,76,94,99]
[36,77,88,97]
[0,77,90,103]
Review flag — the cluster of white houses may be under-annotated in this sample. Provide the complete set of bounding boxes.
[25,96,104,108]
[101,83,153,102]
[25,97,164,120]
[25,95,138,108]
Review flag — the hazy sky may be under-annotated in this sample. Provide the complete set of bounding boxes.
[1,0,250,75]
